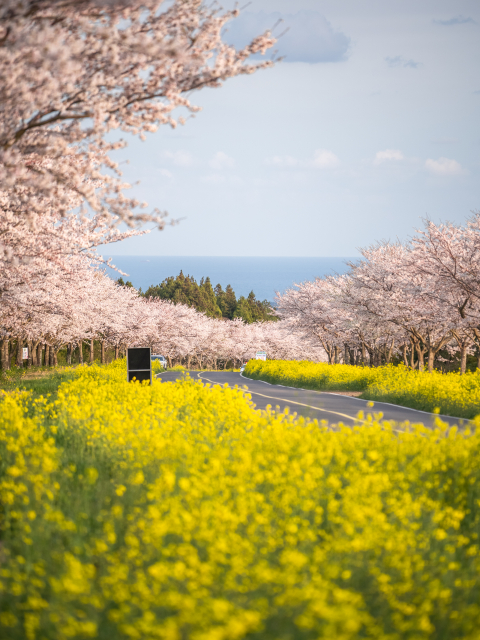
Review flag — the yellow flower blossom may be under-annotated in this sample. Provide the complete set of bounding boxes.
[0,359,480,639]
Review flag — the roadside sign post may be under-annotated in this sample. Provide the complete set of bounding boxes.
[256,351,267,361]
[127,347,152,384]
[22,347,28,360]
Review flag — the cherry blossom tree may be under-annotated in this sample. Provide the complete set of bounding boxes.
[410,215,480,372]
[0,0,276,267]
[276,216,480,373]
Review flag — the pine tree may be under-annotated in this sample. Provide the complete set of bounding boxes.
[116,277,134,288]
[143,273,276,322]
[199,277,222,318]
[233,297,253,323]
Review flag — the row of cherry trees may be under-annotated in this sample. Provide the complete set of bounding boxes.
[1,1,304,369]
[276,213,480,373]
[0,254,324,370]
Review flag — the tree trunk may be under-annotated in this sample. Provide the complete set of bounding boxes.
[27,340,33,367]
[460,343,468,374]
[409,340,415,369]
[386,339,395,364]
[367,348,374,367]
[9,340,17,367]
[415,343,425,371]
[427,348,435,373]
[334,345,339,364]
[402,343,408,367]
[66,343,72,365]
[380,344,386,365]
[101,340,106,364]
[17,338,23,368]
[361,342,366,366]
[89,338,95,363]
[0,339,9,371]
[344,344,350,365]
[49,346,55,367]
[78,341,84,364]
[38,343,44,366]
[45,344,50,367]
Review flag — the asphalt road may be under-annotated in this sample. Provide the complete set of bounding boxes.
[156,370,469,429]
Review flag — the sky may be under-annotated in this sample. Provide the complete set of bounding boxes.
[105,0,480,257]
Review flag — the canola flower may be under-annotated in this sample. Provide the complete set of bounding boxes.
[245,359,480,419]
[1,359,480,639]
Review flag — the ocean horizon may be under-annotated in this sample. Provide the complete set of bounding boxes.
[104,256,356,303]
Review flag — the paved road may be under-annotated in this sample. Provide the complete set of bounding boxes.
[156,370,469,429]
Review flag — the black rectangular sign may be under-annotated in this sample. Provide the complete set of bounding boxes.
[127,347,152,385]
[127,347,151,370]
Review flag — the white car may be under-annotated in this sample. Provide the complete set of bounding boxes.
[240,363,247,373]
[152,354,167,369]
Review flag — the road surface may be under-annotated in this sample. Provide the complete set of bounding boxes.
[156,370,469,429]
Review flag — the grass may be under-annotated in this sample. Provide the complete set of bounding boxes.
[0,365,77,403]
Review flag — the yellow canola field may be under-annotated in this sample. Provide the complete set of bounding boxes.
[245,359,480,419]
[1,360,480,640]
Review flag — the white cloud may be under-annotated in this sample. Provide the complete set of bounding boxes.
[265,150,340,170]
[385,56,420,69]
[164,150,194,167]
[425,157,464,176]
[374,149,404,165]
[433,16,476,26]
[265,155,299,167]
[209,151,235,170]
[225,11,350,64]
[158,168,173,178]
[311,149,340,169]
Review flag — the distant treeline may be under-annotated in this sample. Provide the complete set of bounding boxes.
[117,271,277,324]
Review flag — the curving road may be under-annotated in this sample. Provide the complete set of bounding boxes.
[156,370,469,429]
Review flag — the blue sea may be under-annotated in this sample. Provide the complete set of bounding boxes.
[105,256,355,303]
